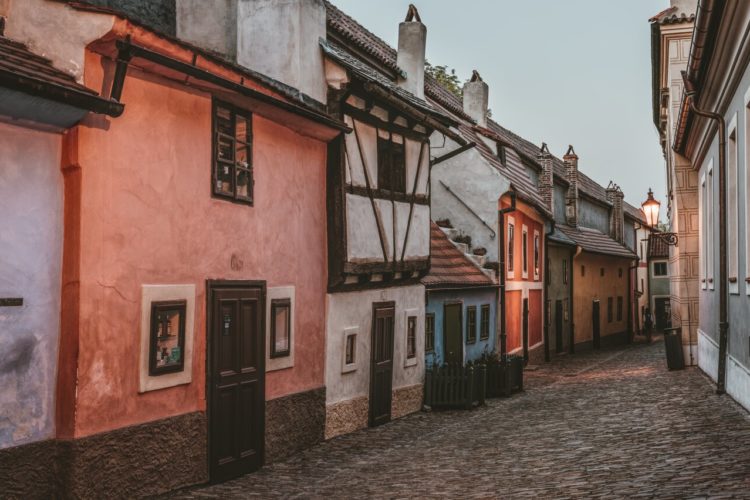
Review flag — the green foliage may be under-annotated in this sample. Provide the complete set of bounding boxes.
[425,61,463,98]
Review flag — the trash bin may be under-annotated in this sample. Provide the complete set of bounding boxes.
[663,327,685,370]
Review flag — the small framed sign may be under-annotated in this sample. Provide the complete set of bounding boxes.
[149,300,187,376]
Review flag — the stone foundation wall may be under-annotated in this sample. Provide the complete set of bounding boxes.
[527,344,545,365]
[0,412,207,499]
[325,396,368,440]
[62,411,208,499]
[391,384,423,419]
[265,387,325,463]
[0,439,58,499]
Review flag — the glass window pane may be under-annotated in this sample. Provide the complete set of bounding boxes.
[272,302,290,357]
[236,168,252,199]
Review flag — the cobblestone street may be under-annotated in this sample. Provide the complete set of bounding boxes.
[169,339,750,499]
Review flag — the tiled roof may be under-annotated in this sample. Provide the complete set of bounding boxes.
[548,226,577,247]
[0,35,98,96]
[423,223,496,288]
[319,38,441,118]
[649,6,695,25]
[557,224,637,259]
[648,233,670,258]
[325,0,403,77]
[624,202,646,223]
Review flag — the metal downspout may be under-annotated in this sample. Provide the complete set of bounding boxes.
[498,191,517,357]
[543,220,556,362]
[685,82,728,394]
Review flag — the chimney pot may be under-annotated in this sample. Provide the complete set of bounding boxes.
[463,70,489,127]
[396,5,426,99]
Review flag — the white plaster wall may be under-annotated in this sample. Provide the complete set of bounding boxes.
[430,133,510,261]
[344,116,377,187]
[405,137,429,195]
[325,285,425,405]
[698,329,719,383]
[397,203,429,260]
[176,0,238,60]
[5,0,114,83]
[726,354,750,414]
[237,0,327,102]
[0,122,63,448]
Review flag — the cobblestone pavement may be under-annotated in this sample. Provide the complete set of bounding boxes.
[169,338,750,499]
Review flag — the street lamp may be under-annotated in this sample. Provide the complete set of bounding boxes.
[642,188,678,246]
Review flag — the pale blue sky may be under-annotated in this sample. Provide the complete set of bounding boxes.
[331,0,669,210]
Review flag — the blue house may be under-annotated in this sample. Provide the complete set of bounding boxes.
[423,223,499,366]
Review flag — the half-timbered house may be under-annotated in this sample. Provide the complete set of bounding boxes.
[322,3,459,439]
[1,0,348,496]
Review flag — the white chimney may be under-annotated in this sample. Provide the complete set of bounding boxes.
[463,70,489,127]
[176,0,327,103]
[396,5,426,99]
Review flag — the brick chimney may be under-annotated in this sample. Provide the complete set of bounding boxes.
[538,142,553,213]
[606,182,625,243]
[463,70,489,127]
[396,4,426,99]
[563,145,579,227]
[176,0,327,103]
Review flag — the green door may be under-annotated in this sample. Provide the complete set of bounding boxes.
[443,302,463,365]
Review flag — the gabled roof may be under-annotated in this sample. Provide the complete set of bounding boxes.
[557,224,637,259]
[423,223,496,289]
[0,34,123,121]
[648,233,670,258]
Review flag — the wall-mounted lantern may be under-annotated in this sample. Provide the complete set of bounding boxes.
[642,188,678,246]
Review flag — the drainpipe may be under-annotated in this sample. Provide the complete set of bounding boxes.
[683,72,728,394]
[498,191,517,357]
[570,245,582,353]
[628,259,638,343]
[543,220,556,362]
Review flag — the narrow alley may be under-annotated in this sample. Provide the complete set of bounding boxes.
[170,340,750,498]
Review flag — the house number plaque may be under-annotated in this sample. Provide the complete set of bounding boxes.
[0,298,23,307]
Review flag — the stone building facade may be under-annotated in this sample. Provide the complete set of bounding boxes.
[650,0,699,363]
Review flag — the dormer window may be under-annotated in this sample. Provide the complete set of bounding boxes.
[377,133,406,193]
[497,143,507,166]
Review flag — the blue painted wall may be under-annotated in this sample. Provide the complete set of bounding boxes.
[425,288,498,367]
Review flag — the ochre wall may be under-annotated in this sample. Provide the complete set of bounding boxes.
[65,53,328,438]
[572,252,631,344]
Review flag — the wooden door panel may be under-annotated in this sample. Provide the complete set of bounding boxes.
[370,303,395,427]
[443,303,463,365]
[209,283,265,484]
[555,300,564,353]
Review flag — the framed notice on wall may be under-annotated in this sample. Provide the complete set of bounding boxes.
[149,300,187,376]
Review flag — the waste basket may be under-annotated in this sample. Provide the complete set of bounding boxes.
[663,327,685,370]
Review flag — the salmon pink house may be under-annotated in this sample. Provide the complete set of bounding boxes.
[1,0,347,496]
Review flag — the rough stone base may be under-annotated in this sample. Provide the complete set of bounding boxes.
[325,396,368,440]
[0,438,58,499]
[265,387,325,464]
[391,384,423,419]
[527,344,545,365]
[62,411,208,499]
[0,412,207,499]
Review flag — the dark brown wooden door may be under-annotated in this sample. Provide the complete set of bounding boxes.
[370,302,395,427]
[555,300,564,354]
[592,300,601,349]
[522,298,529,361]
[208,281,265,483]
[443,302,463,365]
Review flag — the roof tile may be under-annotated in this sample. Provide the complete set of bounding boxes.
[423,223,496,288]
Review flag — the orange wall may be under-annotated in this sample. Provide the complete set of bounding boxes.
[572,252,631,344]
[65,53,328,438]
[501,200,545,353]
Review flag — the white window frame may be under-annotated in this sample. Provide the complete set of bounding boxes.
[342,327,358,373]
[507,216,516,279]
[700,171,707,290]
[404,309,419,367]
[533,230,541,281]
[652,260,669,278]
[728,112,739,294]
[744,87,750,293]
[708,160,715,290]
[522,224,529,279]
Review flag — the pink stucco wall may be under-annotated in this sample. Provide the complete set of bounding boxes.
[68,52,328,438]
